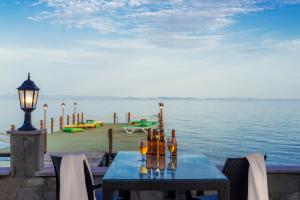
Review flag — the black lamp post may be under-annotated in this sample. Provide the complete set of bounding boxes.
[43,104,48,129]
[17,73,40,131]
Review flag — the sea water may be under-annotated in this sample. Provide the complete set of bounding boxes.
[0,98,299,166]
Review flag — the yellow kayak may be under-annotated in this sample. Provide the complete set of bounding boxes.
[64,124,96,129]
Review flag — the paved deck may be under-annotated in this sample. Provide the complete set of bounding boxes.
[0,123,146,153]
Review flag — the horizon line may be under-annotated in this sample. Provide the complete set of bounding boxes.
[1,94,300,101]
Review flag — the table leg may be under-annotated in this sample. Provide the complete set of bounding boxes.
[103,189,113,200]
[218,184,230,200]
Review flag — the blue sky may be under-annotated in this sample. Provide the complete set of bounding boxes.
[0,0,300,98]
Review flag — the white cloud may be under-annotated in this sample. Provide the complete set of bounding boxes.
[29,0,279,48]
[1,36,300,97]
[276,39,300,50]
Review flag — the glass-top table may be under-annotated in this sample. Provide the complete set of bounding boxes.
[103,151,229,200]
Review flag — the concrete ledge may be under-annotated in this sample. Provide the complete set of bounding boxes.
[0,167,10,176]
[35,166,108,177]
[7,130,46,135]
[267,165,300,174]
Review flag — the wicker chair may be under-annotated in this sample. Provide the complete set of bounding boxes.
[51,156,104,200]
[186,156,266,200]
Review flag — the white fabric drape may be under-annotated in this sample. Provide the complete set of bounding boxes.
[246,153,269,200]
[60,154,95,200]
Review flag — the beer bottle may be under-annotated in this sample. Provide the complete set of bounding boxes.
[146,129,152,154]
[159,130,166,156]
[152,130,158,155]
[159,155,165,179]
[171,129,177,157]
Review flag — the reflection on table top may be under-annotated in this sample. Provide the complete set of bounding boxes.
[103,151,227,181]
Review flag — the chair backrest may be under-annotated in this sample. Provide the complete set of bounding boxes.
[51,155,94,200]
[222,157,249,200]
[222,155,267,200]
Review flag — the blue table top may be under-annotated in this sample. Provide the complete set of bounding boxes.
[103,151,227,181]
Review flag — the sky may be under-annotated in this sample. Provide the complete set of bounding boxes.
[0,0,300,98]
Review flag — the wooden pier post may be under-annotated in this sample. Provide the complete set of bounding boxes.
[108,128,113,155]
[44,128,48,153]
[81,112,84,123]
[128,112,131,124]
[158,112,161,123]
[59,116,63,130]
[51,118,54,133]
[40,120,43,130]
[72,114,75,125]
[67,115,70,125]
[113,112,117,124]
[11,125,15,131]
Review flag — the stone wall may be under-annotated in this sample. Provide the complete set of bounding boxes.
[0,172,299,200]
[0,176,56,200]
[268,173,300,200]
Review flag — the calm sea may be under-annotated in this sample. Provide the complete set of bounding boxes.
[0,98,299,166]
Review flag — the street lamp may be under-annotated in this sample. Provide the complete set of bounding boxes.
[43,104,48,130]
[61,102,65,126]
[159,102,164,118]
[158,102,164,130]
[73,102,77,115]
[159,102,164,111]
[17,73,40,131]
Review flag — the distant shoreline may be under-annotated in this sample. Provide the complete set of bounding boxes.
[0,95,300,101]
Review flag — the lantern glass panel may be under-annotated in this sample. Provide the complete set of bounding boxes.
[18,90,25,108]
[25,90,34,109]
[33,90,39,109]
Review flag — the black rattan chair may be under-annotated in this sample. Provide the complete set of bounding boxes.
[51,155,102,200]
[186,156,267,200]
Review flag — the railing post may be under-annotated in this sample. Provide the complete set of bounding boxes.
[11,125,15,131]
[40,120,43,130]
[67,115,70,125]
[72,114,75,125]
[50,118,54,133]
[108,128,113,155]
[81,112,84,123]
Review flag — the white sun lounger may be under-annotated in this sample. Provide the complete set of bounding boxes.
[123,125,158,134]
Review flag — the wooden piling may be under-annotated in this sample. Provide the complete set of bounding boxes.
[50,118,54,133]
[128,112,131,123]
[72,114,75,125]
[44,128,48,153]
[59,116,63,130]
[113,112,117,124]
[158,112,161,123]
[11,125,15,131]
[81,112,84,123]
[108,128,113,155]
[40,120,43,130]
[67,115,70,125]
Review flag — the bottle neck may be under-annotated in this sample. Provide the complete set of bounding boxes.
[160,135,164,141]
[152,134,157,140]
[172,130,176,138]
